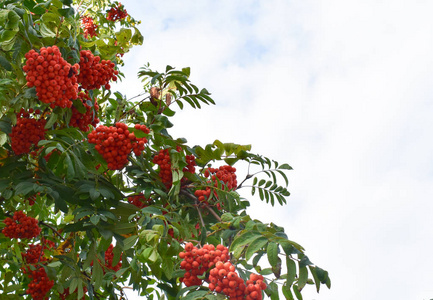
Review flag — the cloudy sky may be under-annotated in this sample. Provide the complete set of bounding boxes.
[114,1,433,299]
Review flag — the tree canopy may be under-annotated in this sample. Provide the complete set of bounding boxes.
[0,0,331,299]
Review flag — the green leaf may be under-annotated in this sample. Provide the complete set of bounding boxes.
[267,242,279,267]
[298,265,308,290]
[308,266,321,293]
[89,188,100,200]
[293,285,303,300]
[15,181,36,195]
[299,255,312,268]
[60,0,73,6]
[315,266,331,288]
[92,258,103,290]
[122,235,138,250]
[0,55,12,71]
[286,258,297,287]
[40,23,56,38]
[282,283,294,300]
[279,163,293,170]
[229,231,262,258]
[245,236,268,261]
[44,113,57,129]
[90,215,100,225]
[183,290,209,300]
[65,154,75,179]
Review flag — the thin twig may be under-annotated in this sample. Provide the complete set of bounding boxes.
[118,95,150,120]
[180,189,222,222]
[39,221,66,241]
[195,204,206,228]
[204,204,221,222]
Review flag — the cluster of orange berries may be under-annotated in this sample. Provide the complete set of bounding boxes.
[78,50,118,90]
[23,46,79,108]
[194,188,212,204]
[22,240,55,264]
[24,265,54,300]
[179,243,230,287]
[2,211,41,239]
[87,123,149,170]
[106,3,128,21]
[105,244,122,272]
[184,154,197,174]
[208,261,246,299]
[127,194,151,208]
[69,90,100,132]
[243,274,267,300]
[153,148,196,189]
[81,16,98,38]
[209,268,266,300]
[179,243,267,299]
[194,165,237,208]
[27,195,36,206]
[9,109,46,156]
[152,149,172,189]
[204,165,238,190]
[21,240,56,300]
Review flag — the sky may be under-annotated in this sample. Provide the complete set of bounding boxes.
[113,1,433,299]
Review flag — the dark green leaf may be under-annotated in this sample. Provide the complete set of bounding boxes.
[298,265,308,290]
[286,258,296,287]
[245,237,268,261]
[267,242,279,267]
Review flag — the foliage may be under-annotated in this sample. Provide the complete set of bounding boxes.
[0,0,330,299]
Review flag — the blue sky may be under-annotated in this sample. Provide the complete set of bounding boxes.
[114,1,433,299]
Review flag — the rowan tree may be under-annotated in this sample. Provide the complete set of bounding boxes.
[0,0,331,299]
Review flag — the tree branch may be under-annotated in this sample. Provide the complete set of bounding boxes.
[39,221,66,241]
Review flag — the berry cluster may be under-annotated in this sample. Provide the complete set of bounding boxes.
[87,123,149,170]
[22,240,55,264]
[105,244,122,272]
[127,194,151,208]
[27,195,36,206]
[195,165,237,209]
[179,243,229,287]
[194,188,212,204]
[244,273,267,300]
[153,148,196,189]
[23,46,79,108]
[178,243,267,299]
[77,50,118,90]
[69,90,100,132]
[2,211,41,239]
[59,286,87,300]
[25,265,54,300]
[184,154,197,174]
[106,3,128,21]
[152,149,172,189]
[204,165,237,190]
[81,16,98,38]
[208,261,246,299]
[9,109,46,156]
